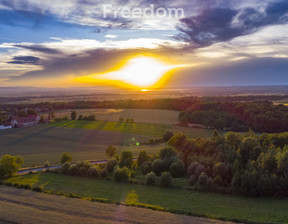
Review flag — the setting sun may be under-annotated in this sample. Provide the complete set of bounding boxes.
[78,56,177,88]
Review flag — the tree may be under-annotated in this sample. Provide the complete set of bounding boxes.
[106,158,118,173]
[145,171,156,185]
[163,130,174,142]
[169,160,185,178]
[151,159,164,176]
[106,146,117,158]
[39,115,45,124]
[60,152,72,164]
[276,151,288,179]
[71,111,77,120]
[119,151,133,168]
[160,172,172,187]
[137,150,149,166]
[0,154,23,178]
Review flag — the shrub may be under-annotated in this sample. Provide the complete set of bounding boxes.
[43,161,50,167]
[119,151,133,168]
[163,130,174,142]
[106,146,117,158]
[88,167,98,178]
[129,170,136,178]
[195,165,207,179]
[159,147,176,160]
[169,161,185,178]
[145,172,156,185]
[100,169,108,178]
[187,161,200,177]
[160,172,172,187]
[213,175,223,186]
[141,161,152,175]
[137,151,150,167]
[151,159,164,176]
[60,152,72,164]
[61,162,71,174]
[32,186,42,192]
[113,167,129,182]
[0,154,24,178]
[197,172,209,187]
[106,158,118,173]
[189,175,197,186]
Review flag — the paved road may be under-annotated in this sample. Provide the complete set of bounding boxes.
[0,186,236,224]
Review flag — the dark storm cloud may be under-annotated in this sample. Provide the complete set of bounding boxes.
[8,56,40,65]
[13,45,63,55]
[176,0,288,47]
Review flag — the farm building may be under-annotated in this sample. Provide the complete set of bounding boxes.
[11,115,40,128]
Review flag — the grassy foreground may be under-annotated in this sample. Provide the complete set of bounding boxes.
[49,120,215,138]
[5,172,288,224]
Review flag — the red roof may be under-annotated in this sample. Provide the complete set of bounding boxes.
[12,114,38,124]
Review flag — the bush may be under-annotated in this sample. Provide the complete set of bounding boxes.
[189,175,197,186]
[159,147,176,160]
[137,151,150,167]
[151,159,164,176]
[32,186,42,192]
[60,152,72,164]
[88,167,98,178]
[145,172,156,185]
[119,151,133,168]
[213,175,223,186]
[187,161,200,177]
[0,154,24,178]
[113,167,129,182]
[163,130,174,142]
[106,158,118,173]
[100,169,108,178]
[106,146,117,158]
[43,161,50,167]
[169,161,185,178]
[141,161,152,175]
[160,172,172,187]
[61,162,71,174]
[197,172,209,187]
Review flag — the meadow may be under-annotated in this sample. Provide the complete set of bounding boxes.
[5,172,288,224]
[0,125,162,167]
[50,108,180,125]
[49,120,215,138]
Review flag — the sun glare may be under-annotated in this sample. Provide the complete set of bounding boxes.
[83,56,177,88]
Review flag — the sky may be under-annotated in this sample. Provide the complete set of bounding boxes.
[0,0,288,89]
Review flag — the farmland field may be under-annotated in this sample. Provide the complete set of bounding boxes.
[5,172,288,224]
[0,185,233,224]
[49,120,215,138]
[0,125,162,167]
[47,108,180,125]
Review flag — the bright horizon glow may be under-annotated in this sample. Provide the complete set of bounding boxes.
[79,56,182,88]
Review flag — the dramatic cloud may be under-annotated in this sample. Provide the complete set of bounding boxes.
[7,56,40,65]
[13,44,63,54]
[176,0,288,47]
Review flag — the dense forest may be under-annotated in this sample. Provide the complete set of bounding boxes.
[166,130,288,197]
[179,101,288,133]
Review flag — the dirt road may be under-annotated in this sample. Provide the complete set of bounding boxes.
[0,186,235,224]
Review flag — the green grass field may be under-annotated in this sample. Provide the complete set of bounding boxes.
[0,125,163,167]
[49,120,215,138]
[5,172,288,224]
[50,108,179,125]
